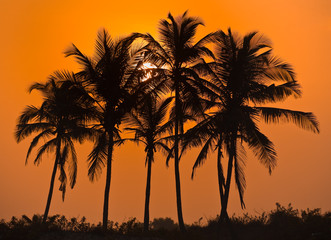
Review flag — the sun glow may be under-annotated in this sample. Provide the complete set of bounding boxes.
[141,62,157,82]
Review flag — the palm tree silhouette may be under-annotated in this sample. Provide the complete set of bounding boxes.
[123,95,173,231]
[135,11,215,231]
[183,29,319,223]
[15,72,97,223]
[65,29,149,230]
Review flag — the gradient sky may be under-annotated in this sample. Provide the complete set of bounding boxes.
[0,0,330,224]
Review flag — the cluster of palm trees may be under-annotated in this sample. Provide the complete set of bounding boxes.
[15,12,319,233]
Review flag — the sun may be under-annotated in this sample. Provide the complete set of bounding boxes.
[140,62,157,81]
[142,62,156,69]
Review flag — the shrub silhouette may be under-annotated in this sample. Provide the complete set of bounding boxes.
[150,217,178,231]
[1,204,330,239]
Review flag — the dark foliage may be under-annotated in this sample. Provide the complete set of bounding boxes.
[1,204,330,240]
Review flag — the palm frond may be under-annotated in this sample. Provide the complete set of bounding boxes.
[234,143,246,209]
[63,138,78,189]
[25,129,53,164]
[263,56,296,82]
[16,105,42,126]
[28,82,47,93]
[249,81,302,104]
[64,44,95,71]
[191,136,214,178]
[87,132,108,181]
[33,138,57,166]
[165,145,175,167]
[154,141,172,156]
[58,162,67,201]
[257,107,319,133]
[244,119,277,173]
[95,28,114,62]
[154,97,173,124]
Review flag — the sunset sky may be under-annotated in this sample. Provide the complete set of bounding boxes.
[0,0,330,224]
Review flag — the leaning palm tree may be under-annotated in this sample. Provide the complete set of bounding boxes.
[15,72,97,223]
[135,11,215,231]
[183,29,319,223]
[65,29,150,230]
[123,95,173,231]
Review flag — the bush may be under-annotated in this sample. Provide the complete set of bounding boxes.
[0,204,330,240]
[151,217,178,231]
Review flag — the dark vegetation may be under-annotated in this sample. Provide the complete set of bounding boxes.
[1,204,330,240]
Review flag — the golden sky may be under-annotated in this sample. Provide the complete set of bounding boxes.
[0,0,330,224]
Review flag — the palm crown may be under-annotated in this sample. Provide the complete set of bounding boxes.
[123,95,173,231]
[15,72,97,222]
[134,11,217,231]
[65,29,150,229]
[183,29,319,220]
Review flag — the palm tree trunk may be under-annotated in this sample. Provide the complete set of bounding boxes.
[42,140,60,223]
[218,137,239,240]
[220,138,236,223]
[217,141,224,209]
[175,146,185,231]
[216,142,226,240]
[102,130,114,230]
[144,149,153,232]
[174,80,185,232]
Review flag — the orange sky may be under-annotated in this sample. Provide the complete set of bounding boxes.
[0,0,330,224]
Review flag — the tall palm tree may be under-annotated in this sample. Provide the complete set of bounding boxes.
[123,95,173,231]
[135,11,215,231]
[183,29,319,223]
[15,72,97,223]
[65,29,149,230]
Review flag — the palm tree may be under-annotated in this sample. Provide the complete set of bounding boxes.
[135,11,215,231]
[15,72,97,223]
[123,95,173,231]
[183,29,319,223]
[65,29,149,230]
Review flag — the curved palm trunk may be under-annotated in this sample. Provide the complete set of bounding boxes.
[174,80,185,232]
[216,141,226,240]
[217,137,238,240]
[103,130,114,230]
[220,158,233,222]
[143,149,153,232]
[42,139,61,223]
[220,137,236,223]
[219,138,238,240]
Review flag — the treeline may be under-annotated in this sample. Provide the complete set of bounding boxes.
[15,11,319,233]
[1,204,331,240]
